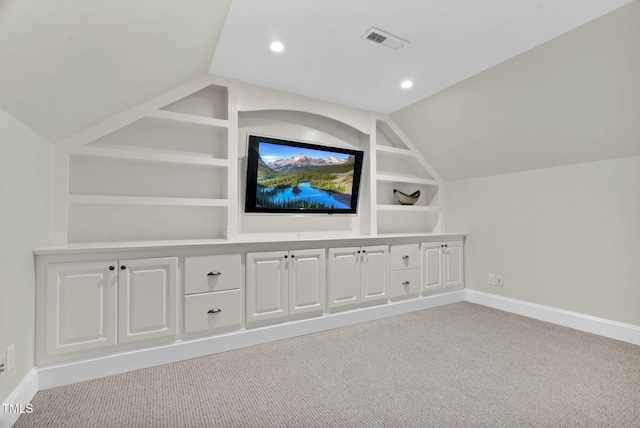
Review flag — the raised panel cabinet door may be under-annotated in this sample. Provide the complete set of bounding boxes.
[327,247,361,310]
[421,242,443,293]
[45,261,117,357]
[118,257,178,344]
[246,251,288,323]
[361,245,389,303]
[443,241,464,289]
[289,249,326,316]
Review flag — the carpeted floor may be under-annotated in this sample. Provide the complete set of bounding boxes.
[15,302,640,427]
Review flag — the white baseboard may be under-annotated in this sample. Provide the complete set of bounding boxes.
[38,290,464,390]
[465,289,640,346]
[18,289,639,413]
[0,368,38,428]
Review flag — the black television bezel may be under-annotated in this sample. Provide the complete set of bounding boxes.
[244,134,364,215]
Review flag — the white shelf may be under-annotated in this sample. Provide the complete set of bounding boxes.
[376,145,414,158]
[68,195,229,207]
[147,110,229,128]
[376,173,439,185]
[73,147,229,168]
[376,205,439,212]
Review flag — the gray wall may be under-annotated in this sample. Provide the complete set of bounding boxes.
[444,157,640,326]
[0,109,51,402]
[390,1,640,326]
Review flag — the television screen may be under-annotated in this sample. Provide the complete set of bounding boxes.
[244,135,364,214]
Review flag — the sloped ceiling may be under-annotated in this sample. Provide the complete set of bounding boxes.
[0,0,232,143]
[211,0,633,115]
[391,0,640,180]
[1,0,638,181]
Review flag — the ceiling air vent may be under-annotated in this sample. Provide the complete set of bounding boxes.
[362,27,408,50]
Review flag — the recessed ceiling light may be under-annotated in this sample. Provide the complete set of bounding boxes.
[270,41,284,53]
[400,80,413,89]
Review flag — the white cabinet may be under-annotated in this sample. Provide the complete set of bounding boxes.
[183,254,242,336]
[246,249,325,325]
[44,257,177,359]
[360,246,389,303]
[36,235,464,367]
[390,244,420,301]
[246,251,288,324]
[421,240,464,294]
[289,249,326,317]
[327,245,389,311]
[118,258,178,344]
[45,261,118,357]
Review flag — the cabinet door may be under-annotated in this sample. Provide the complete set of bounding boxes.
[289,249,326,316]
[246,251,288,323]
[361,245,389,303]
[421,242,443,293]
[45,261,117,356]
[327,247,361,310]
[443,241,464,289]
[118,257,178,344]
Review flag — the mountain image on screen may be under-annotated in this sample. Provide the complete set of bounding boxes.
[255,144,356,210]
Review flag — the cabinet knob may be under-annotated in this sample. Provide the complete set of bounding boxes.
[291,254,295,258]
[120,265,126,270]
[441,244,444,248]
[362,250,366,253]
[207,308,222,314]
[402,255,409,260]
[207,271,221,276]
[109,266,115,271]
[444,244,448,248]
[284,255,288,259]
[357,250,361,254]
[403,281,410,286]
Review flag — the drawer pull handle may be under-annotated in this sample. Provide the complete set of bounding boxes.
[207,271,221,276]
[207,308,222,314]
[403,281,410,286]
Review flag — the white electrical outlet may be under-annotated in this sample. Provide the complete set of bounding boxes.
[496,275,504,287]
[0,350,6,379]
[488,273,496,285]
[7,343,15,372]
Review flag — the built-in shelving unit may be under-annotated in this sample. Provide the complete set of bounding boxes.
[51,76,442,245]
[372,116,442,235]
[52,79,234,244]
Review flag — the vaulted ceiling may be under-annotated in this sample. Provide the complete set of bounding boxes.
[1,0,638,179]
[0,0,233,142]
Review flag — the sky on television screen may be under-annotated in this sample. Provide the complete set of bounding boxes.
[259,142,350,164]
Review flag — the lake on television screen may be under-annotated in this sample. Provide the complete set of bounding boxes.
[256,142,356,210]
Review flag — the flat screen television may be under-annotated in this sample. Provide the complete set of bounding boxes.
[244,134,364,214]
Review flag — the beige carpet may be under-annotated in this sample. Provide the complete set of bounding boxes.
[15,302,640,427]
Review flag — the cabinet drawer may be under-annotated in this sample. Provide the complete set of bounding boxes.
[390,269,420,300]
[184,289,241,335]
[184,254,241,294]
[390,244,419,270]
